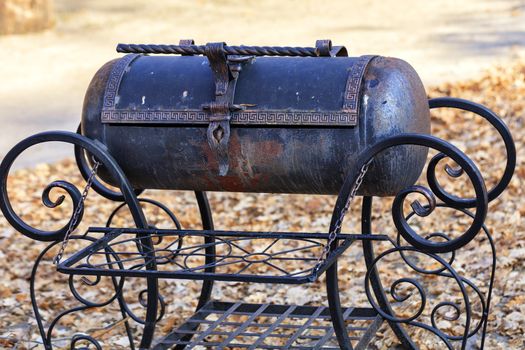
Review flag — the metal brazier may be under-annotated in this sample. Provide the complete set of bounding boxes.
[81,40,430,195]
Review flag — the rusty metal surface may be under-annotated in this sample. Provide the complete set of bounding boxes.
[359,56,431,194]
[83,49,430,195]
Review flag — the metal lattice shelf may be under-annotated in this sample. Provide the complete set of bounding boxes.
[58,227,389,284]
[153,301,383,349]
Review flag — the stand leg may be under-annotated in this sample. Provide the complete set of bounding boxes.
[139,277,159,349]
[361,196,417,349]
[326,263,354,350]
[153,191,216,350]
[195,191,215,310]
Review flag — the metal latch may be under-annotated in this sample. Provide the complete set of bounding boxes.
[202,42,252,176]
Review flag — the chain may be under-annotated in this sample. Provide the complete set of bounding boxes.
[314,160,371,271]
[53,160,101,264]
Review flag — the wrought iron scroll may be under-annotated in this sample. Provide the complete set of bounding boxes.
[326,133,491,349]
[29,236,126,349]
[0,131,148,241]
[352,97,515,349]
[0,131,160,349]
[333,133,488,254]
[428,97,516,207]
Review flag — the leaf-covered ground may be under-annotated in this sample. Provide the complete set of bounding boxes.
[0,60,523,349]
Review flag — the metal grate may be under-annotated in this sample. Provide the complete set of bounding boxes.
[153,301,383,349]
[58,227,389,284]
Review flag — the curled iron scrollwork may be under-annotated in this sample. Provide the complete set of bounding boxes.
[0,131,161,349]
[70,334,103,350]
[364,246,473,349]
[354,127,503,348]
[30,236,129,349]
[400,204,496,344]
[333,133,488,254]
[429,97,516,206]
[391,149,487,253]
[103,197,181,324]
[0,131,149,241]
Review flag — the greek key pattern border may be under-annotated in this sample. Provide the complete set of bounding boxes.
[102,54,139,109]
[101,54,375,126]
[343,55,376,112]
[102,110,357,126]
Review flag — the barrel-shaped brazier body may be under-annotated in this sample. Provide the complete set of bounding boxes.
[82,53,430,195]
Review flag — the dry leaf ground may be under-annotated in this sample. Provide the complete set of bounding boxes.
[0,59,524,349]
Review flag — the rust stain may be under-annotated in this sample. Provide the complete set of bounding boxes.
[258,140,283,156]
[195,132,282,191]
[216,175,248,192]
[254,140,284,165]
[198,131,248,191]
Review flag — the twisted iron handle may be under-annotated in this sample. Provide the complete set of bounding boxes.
[117,43,321,57]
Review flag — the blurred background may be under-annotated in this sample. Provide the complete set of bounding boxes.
[0,0,524,165]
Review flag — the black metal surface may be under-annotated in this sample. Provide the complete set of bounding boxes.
[98,54,369,126]
[82,47,431,195]
[152,301,383,349]
[58,227,388,284]
[193,191,216,311]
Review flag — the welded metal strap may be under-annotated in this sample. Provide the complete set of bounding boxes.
[203,42,243,176]
[343,55,377,120]
[101,108,359,126]
[101,53,139,109]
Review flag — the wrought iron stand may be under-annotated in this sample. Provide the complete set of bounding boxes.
[0,97,515,349]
